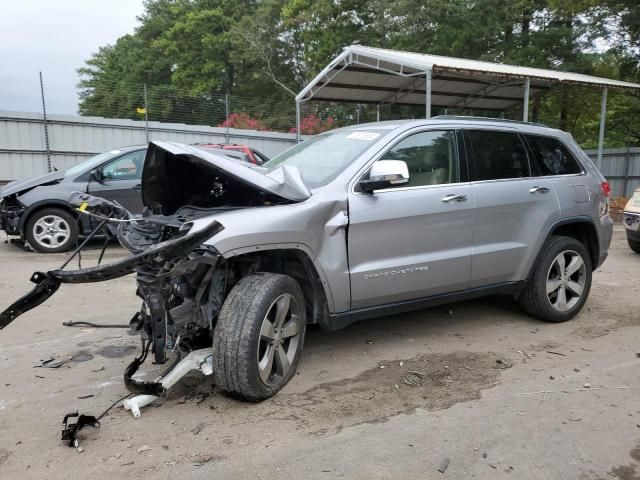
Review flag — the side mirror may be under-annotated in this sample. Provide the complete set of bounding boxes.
[90,169,104,184]
[359,160,409,193]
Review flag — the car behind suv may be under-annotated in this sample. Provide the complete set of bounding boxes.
[1,117,613,402]
[0,146,147,252]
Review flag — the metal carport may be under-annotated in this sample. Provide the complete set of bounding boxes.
[295,45,640,167]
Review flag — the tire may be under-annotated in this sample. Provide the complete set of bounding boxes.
[628,237,640,254]
[213,273,306,401]
[519,236,592,323]
[25,207,77,253]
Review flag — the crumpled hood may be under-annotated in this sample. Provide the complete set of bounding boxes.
[0,170,65,198]
[143,142,310,209]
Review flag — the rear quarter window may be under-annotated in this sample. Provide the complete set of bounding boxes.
[525,134,583,176]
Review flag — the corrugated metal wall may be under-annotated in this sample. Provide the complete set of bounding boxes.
[584,147,640,197]
[0,111,298,182]
[1,110,638,196]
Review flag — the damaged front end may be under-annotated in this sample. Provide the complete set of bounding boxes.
[0,141,309,433]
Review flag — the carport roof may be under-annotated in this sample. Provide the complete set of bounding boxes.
[296,45,640,111]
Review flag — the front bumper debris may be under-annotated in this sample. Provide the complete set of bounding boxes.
[0,219,224,330]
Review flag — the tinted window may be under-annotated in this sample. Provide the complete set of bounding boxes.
[379,130,458,187]
[102,150,145,180]
[525,135,582,176]
[467,130,530,180]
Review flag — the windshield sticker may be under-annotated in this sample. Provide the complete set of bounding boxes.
[346,131,381,141]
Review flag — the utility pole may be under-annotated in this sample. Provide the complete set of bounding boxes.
[225,93,230,143]
[39,71,52,172]
[143,83,149,142]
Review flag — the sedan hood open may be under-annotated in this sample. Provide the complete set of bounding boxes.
[0,170,65,198]
[142,141,310,214]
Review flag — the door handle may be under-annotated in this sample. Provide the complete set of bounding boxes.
[441,194,468,203]
[529,186,550,194]
[133,184,142,191]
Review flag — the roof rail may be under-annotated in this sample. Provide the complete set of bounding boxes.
[431,115,549,128]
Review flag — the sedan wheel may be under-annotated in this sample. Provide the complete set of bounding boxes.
[25,207,78,253]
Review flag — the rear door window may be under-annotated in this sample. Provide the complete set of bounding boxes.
[466,130,531,181]
[525,134,583,176]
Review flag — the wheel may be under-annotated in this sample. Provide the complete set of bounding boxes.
[520,236,592,323]
[25,207,77,253]
[212,273,306,401]
[628,236,640,254]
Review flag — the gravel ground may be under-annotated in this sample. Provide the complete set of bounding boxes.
[0,226,638,479]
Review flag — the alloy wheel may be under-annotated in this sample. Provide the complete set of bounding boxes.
[257,293,303,386]
[32,215,71,249]
[546,250,586,312]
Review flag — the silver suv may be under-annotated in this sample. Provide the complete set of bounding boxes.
[0,117,613,401]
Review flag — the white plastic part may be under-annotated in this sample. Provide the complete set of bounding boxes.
[123,348,214,418]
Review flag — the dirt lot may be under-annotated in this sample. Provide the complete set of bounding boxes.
[0,227,638,479]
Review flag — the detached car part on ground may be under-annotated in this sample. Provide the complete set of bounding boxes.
[0,119,613,422]
[623,187,640,253]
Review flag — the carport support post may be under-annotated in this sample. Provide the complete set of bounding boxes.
[143,83,149,143]
[597,87,608,170]
[295,101,301,144]
[522,77,530,122]
[39,71,51,172]
[425,69,432,119]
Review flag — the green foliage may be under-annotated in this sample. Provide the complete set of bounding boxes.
[77,0,640,144]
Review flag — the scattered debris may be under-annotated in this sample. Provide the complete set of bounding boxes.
[583,383,591,389]
[483,453,487,459]
[574,368,581,372]
[61,412,100,448]
[35,357,70,369]
[401,371,425,386]
[137,445,152,454]
[191,422,206,435]
[549,375,555,380]
[91,366,105,373]
[495,358,512,369]
[519,386,629,396]
[366,340,374,344]
[488,463,497,469]
[77,446,84,453]
[546,351,566,356]
[78,394,95,400]
[438,457,450,473]
[120,461,134,466]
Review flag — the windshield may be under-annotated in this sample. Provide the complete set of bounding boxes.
[65,149,132,177]
[263,129,384,188]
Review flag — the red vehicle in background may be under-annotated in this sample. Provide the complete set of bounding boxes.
[194,143,270,165]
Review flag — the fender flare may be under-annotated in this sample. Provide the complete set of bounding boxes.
[219,242,337,315]
[526,215,600,280]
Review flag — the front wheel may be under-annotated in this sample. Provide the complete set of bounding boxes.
[25,207,77,253]
[212,273,306,401]
[628,236,640,254]
[519,236,592,323]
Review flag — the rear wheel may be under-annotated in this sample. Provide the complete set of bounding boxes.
[520,236,592,323]
[212,273,306,401]
[628,236,640,254]
[25,207,77,253]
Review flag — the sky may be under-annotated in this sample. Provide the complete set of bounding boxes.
[0,0,144,115]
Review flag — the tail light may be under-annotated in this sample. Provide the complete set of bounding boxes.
[599,181,610,216]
